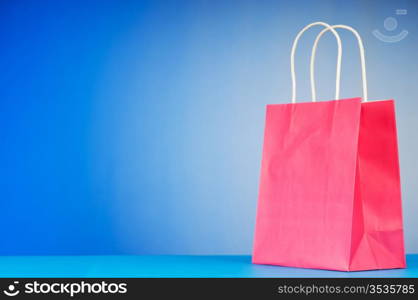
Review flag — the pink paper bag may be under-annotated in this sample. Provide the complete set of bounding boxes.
[252,23,405,271]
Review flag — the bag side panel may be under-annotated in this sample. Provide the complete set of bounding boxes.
[349,100,406,271]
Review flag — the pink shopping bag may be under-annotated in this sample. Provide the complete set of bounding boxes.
[252,23,406,271]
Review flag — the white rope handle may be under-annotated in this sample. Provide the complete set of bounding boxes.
[310,25,368,102]
[291,22,342,103]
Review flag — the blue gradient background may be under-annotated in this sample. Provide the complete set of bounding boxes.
[0,0,417,255]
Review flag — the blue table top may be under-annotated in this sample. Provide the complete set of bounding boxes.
[0,255,417,278]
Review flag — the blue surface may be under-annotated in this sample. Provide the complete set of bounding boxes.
[1,0,418,256]
[0,255,417,278]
